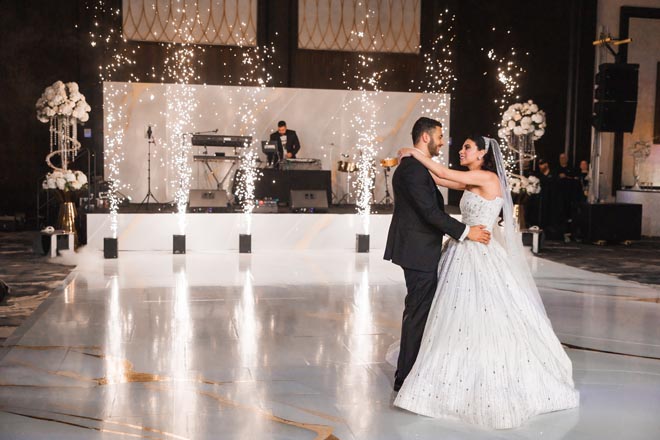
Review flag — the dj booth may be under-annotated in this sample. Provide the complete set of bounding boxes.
[235,168,332,206]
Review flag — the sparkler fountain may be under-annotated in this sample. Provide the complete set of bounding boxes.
[87,0,143,258]
[234,45,274,253]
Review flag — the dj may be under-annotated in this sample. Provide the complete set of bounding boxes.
[268,120,301,167]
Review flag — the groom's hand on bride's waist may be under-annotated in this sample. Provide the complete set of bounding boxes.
[467,225,491,244]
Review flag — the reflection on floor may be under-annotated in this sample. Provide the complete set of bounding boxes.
[0,250,659,439]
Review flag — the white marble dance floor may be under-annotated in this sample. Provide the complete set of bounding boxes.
[0,249,659,439]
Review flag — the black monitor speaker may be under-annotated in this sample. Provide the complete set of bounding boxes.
[290,189,329,213]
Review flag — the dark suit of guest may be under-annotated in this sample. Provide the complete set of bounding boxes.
[269,129,301,167]
[384,156,467,390]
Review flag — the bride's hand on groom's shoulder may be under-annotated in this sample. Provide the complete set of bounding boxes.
[398,147,417,159]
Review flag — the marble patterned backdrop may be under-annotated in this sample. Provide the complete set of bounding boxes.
[103,82,450,204]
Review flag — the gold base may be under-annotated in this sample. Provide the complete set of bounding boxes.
[58,201,77,234]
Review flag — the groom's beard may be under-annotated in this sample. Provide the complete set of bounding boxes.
[428,138,440,157]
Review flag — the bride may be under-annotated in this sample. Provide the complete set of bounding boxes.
[392,135,579,429]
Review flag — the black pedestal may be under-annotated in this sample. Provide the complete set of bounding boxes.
[173,235,186,254]
[239,234,251,253]
[356,234,369,253]
[104,237,118,259]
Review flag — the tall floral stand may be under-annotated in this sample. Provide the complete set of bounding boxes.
[37,81,91,252]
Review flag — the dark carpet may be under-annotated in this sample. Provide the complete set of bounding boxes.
[0,232,75,344]
[539,237,660,286]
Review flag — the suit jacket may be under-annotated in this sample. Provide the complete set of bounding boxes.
[384,156,466,272]
[269,129,301,165]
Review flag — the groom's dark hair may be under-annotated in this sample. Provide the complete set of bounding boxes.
[412,117,442,145]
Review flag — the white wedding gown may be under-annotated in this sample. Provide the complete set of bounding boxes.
[393,191,579,429]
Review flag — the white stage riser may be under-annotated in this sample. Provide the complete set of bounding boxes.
[86,213,462,252]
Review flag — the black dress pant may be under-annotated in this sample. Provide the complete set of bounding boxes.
[395,267,438,387]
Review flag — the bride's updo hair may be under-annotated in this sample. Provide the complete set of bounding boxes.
[467,134,497,174]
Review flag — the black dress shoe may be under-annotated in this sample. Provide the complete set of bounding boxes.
[393,379,403,392]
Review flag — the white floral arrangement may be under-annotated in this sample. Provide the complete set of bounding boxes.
[42,170,88,192]
[35,81,90,123]
[498,100,547,140]
[630,140,651,161]
[508,174,541,195]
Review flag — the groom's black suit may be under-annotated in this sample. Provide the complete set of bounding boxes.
[384,156,467,389]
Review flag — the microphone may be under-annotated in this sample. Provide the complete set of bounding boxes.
[146,125,153,140]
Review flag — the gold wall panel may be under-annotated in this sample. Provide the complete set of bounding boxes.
[298,0,420,53]
[122,0,257,46]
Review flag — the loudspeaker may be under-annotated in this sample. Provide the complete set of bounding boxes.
[188,190,229,209]
[593,101,637,132]
[593,63,639,133]
[595,63,639,101]
[572,203,642,242]
[290,189,329,213]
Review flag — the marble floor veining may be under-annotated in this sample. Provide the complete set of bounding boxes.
[0,249,659,439]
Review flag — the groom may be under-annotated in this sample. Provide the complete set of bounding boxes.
[384,117,490,391]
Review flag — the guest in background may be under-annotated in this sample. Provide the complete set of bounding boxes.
[268,121,301,168]
[578,160,590,198]
[557,153,575,179]
[532,158,564,240]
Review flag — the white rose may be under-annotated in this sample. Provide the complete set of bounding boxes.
[502,111,512,121]
[60,101,75,115]
[66,82,79,93]
[498,128,507,139]
[42,180,49,189]
[513,126,524,135]
[69,91,82,102]
[531,113,543,123]
[71,180,82,190]
[534,128,545,138]
[508,120,516,129]
[79,113,89,122]
[56,177,66,190]
[530,104,538,113]
[75,171,87,184]
[47,178,57,189]
[521,116,532,126]
[65,172,76,182]
[513,113,522,121]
